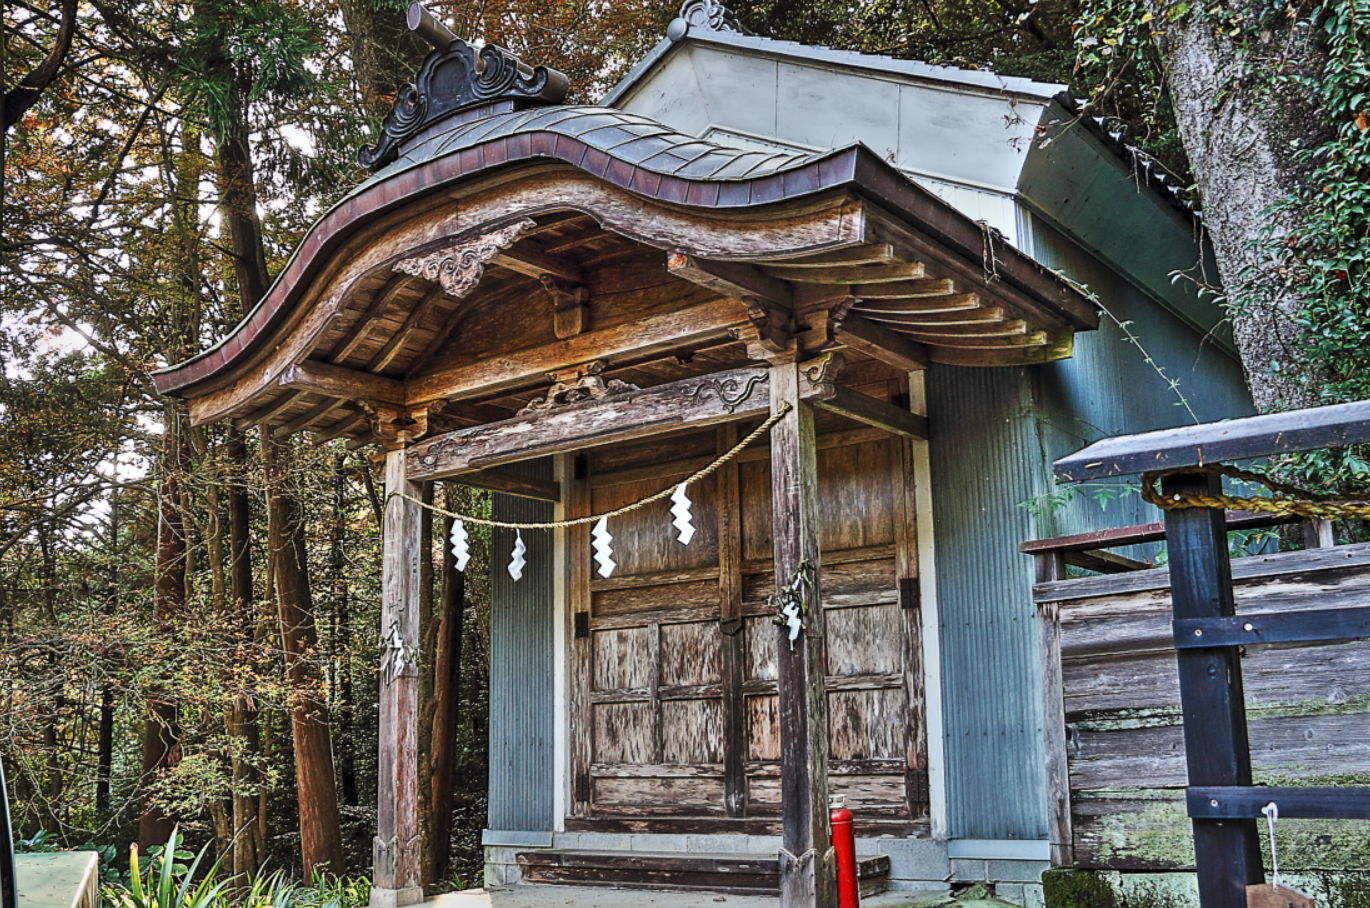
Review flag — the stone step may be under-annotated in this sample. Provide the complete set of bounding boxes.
[516,849,891,896]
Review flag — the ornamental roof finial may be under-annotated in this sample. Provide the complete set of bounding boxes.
[359,3,569,172]
[667,0,750,41]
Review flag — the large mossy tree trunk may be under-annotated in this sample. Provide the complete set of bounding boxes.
[1144,1,1331,411]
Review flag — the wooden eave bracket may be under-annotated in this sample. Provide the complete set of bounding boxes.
[667,253,797,358]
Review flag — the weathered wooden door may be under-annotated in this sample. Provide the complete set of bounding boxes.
[567,373,927,833]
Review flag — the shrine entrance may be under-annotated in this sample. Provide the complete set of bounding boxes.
[570,365,928,832]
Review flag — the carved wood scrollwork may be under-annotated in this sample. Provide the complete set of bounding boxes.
[685,371,767,413]
[516,361,638,416]
[393,219,535,299]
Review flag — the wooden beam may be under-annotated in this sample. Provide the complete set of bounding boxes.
[279,360,407,406]
[457,467,561,502]
[405,300,748,405]
[1055,398,1370,483]
[234,390,304,430]
[374,449,423,906]
[367,285,445,374]
[1035,556,1074,868]
[406,365,772,481]
[764,261,925,284]
[802,380,929,440]
[667,253,793,306]
[492,240,585,283]
[274,397,346,437]
[332,274,411,364]
[768,360,837,908]
[759,244,894,268]
[832,315,930,372]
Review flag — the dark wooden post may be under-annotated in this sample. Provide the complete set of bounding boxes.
[1162,473,1263,908]
[1034,551,1073,867]
[769,360,837,908]
[373,448,423,908]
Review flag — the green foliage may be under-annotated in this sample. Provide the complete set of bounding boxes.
[104,829,228,908]
[1043,870,1118,908]
[1263,0,1370,410]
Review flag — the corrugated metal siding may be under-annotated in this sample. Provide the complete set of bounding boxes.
[928,219,1254,842]
[1029,218,1254,552]
[487,460,555,833]
[929,366,1051,841]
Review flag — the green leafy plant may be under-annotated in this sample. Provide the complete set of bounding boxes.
[104,828,227,908]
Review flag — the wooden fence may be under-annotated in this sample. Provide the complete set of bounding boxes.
[1025,518,1370,871]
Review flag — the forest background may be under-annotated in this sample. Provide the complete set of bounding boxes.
[0,0,1366,894]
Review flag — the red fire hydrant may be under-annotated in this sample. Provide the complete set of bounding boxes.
[831,795,860,908]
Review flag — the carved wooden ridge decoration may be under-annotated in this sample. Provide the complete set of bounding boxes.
[516,361,639,416]
[358,14,568,172]
[393,219,534,299]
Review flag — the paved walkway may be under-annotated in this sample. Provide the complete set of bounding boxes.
[428,888,957,908]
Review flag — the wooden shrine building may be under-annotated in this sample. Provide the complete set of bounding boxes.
[154,2,1256,904]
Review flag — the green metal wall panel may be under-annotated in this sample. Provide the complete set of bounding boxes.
[487,461,555,833]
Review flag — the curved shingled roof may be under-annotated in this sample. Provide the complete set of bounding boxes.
[154,101,1095,396]
[362,105,834,199]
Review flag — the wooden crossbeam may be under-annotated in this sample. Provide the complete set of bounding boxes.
[492,240,585,283]
[279,361,407,406]
[832,315,930,372]
[406,366,773,481]
[457,467,561,502]
[1189,786,1370,820]
[405,300,748,405]
[804,380,929,440]
[667,253,792,306]
[1174,606,1370,648]
[332,274,411,364]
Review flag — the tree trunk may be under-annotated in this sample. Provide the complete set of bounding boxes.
[1144,2,1331,411]
[338,0,428,119]
[224,427,262,880]
[139,467,185,850]
[265,434,345,877]
[331,454,359,809]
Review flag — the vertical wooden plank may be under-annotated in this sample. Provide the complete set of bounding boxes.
[891,435,927,815]
[1035,551,1073,867]
[1162,473,1263,908]
[648,621,663,764]
[373,449,423,908]
[1301,517,1335,549]
[565,453,594,816]
[717,425,747,818]
[769,360,837,908]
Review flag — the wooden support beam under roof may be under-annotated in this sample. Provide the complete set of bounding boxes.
[404,299,750,406]
[406,361,927,482]
[667,253,793,307]
[406,365,773,481]
[832,314,930,372]
[278,361,407,406]
[492,239,585,284]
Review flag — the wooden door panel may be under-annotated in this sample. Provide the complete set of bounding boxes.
[830,689,906,760]
[573,408,928,824]
[745,695,780,760]
[659,621,723,686]
[593,626,651,690]
[594,701,655,764]
[827,604,904,676]
[590,473,719,573]
[662,700,725,763]
[594,777,727,815]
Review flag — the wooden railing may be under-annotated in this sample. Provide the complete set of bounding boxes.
[1032,401,1370,908]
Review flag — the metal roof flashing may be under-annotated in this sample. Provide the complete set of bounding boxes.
[600,7,1064,109]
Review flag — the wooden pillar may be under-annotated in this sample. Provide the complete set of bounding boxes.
[769,360,837,908]
[1034,551,1072,867]
[372,448,423,908]
[1162,473,1263,908]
